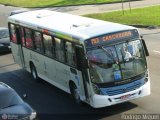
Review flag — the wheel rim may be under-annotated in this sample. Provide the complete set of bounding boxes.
[74,88,80,102]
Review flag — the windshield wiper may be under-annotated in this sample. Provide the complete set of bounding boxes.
[98,46,118,64]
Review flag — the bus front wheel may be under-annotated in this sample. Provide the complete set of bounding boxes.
[30,64,39,82]
[70,83,81,104]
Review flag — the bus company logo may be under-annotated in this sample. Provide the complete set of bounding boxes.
[1,114,8,120]
[122,88,127,92]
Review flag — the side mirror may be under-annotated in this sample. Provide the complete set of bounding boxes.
[141,36,149,57]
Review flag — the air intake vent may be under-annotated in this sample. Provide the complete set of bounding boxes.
[36,13,54,18]
[71,23,92,29]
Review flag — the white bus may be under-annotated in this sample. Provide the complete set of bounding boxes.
[8,10,150,108]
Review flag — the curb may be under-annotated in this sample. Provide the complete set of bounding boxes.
[130,25,160,29]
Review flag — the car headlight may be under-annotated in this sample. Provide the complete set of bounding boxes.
[8,45,11,49]
[29,112,37,120]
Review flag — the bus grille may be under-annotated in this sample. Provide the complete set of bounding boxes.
[100,79,145,96]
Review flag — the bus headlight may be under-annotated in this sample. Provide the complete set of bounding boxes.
[145,71,148,77]
[144,71,149,84]
[92,83,102,95]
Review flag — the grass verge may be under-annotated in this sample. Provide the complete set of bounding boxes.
[0,0,129,7]
[85,5,160,27]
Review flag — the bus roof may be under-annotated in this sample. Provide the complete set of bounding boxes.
[8,10,136,42]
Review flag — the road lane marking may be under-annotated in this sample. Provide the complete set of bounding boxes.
[153,50,160,55]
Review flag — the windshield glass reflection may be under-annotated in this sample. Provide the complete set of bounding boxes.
[87,40,147,84]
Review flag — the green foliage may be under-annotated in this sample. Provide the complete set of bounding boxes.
[0,0,126,7]
[85,5,160,26]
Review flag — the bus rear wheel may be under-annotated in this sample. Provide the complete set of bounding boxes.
[30,64,39,82]
[70,83,81,104]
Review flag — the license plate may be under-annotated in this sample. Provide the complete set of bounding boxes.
[120,94,131,100]
[8,46,11,49]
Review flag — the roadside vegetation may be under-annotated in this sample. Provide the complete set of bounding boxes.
[0,0,128,7]
[85,5,160,27]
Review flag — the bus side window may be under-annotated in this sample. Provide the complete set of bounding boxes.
[55,37,65,62]
[20,27,25,47]
[24,28,33,49]
[43,34,54,57]
[65,42,75,66]
[10,24,17,43]
[33,31,43,53]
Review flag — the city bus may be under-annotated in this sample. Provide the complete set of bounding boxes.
[8,10,150,108]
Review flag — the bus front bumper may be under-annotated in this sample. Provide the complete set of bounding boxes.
[91,80,150,108]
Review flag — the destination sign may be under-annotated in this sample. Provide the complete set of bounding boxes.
[85,29,139,47]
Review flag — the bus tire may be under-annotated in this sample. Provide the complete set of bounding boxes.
[30,64,39,82]
[70,83,81,104]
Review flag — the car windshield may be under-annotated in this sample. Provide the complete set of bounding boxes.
[87,40,147,84]
[0,29,9,39]
[0,88,23,110]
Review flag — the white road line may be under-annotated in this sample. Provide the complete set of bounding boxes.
[153,50,160,54]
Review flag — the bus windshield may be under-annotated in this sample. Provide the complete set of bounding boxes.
[87,39,147,84]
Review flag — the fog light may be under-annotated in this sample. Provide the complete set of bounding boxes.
[108,98,112,102]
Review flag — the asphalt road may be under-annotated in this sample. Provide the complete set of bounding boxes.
[0,3,160,120]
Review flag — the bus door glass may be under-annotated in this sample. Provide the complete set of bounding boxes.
[75,45,90,100]
[10,24,24,67]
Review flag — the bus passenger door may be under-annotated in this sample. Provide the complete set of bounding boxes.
[13,26,25,68]
[75,46,90,101]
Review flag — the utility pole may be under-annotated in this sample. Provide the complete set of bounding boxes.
[128,0,132,13]
[121,0,125,15]
[121,0,132,15]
